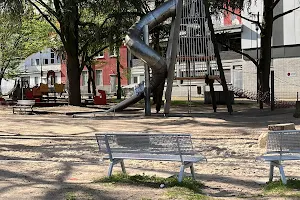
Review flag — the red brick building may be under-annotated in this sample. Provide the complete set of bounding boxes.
[61,45,129,95]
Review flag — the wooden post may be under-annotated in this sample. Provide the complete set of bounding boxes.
[209,79,217,112]
[203,0,233,114]
[164,0,183,115]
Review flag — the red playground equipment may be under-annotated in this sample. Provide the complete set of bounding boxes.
[94,90,107,105]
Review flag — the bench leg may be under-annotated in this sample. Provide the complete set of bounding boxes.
[278,165,287,185]
[190,164,195,180]
[270,161,287,185]
[269,162,275,182]
[178,165,185,183]
[120,160,126,174]
[108,161,114,177]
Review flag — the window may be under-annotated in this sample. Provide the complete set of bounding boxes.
[96,70,103,86]
[133,76,138,84]
[82,71,88,86]
[96,51,104,58]
[31,59,40,66]
[51,59,55,64]
[34,77,39,85]
[51,50,55,58]
[43,59,49,65]
[110,47,118,57]
[224,68,231,84]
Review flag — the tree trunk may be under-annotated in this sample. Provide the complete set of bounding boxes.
[204,0,233,114]
[87,65,96,96]
[259,1,274,105]
[91,69,96,96]
[116,50,122,99]
[0,75,3,96]
[66,53,81,105]
[87,66,92,94]
[59,2,81,106]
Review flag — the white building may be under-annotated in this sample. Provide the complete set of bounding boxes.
[19,48,62,87]
[242,0,300,99]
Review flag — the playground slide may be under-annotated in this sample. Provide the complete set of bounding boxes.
[107,0,177,112]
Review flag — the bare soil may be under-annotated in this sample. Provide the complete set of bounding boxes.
[0,103,300,200]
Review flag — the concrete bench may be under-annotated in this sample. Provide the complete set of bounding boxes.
[95,133,206,182]
[256,130,300,184]
[12,100,35,114]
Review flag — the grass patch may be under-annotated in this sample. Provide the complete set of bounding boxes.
[95,173,204,193]
[167,187,212,200]
[264,179,300,197]
[65,192,76,200]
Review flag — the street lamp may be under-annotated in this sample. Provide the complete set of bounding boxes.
[40,51,43,84]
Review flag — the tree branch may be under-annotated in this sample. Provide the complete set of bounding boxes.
[53,0,63,21]
[36,0,59,19]
[27,0,65,45]
[217,39,259,67]
[273,6,300,22]
[221,8,262,30]
[272,0,281,10]
[87,45,109,61]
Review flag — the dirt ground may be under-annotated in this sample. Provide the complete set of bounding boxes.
[0,103,300,200]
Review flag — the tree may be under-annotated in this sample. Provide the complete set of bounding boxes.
[25,0,144,105]
[211,0,300,108]
[0,12,58,95]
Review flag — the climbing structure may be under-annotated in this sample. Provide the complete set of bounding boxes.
[175,0,218,80]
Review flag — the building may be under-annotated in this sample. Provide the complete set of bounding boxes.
[19,48,62,87]
[242,0,300,99]
[60,45,129,95]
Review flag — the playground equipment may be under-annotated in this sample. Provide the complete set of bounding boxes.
[94,90,107,105]
[107,0,219,114]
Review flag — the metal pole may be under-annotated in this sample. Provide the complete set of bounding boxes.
[271,70,275,111]
[143,25,151,116]
[256,12,259,104]
[40,51,43,84]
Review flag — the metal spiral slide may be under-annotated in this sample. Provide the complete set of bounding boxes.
[106,0,178,113]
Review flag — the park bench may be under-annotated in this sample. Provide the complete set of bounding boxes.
[256,130,300,184]
[12,100,35,114]
[95,133,206,182]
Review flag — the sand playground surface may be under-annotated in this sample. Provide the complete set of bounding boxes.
[0,103,300,199]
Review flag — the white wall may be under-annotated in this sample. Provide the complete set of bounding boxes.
[241,0,263,49]
[241,0,300,49]
[283,0,300,45]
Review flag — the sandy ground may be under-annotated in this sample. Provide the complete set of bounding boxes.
[0,103,300,200]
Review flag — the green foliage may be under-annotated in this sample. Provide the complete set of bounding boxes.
[95,173,204,193]
[0,11,59,84]
[264,179,300,197]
